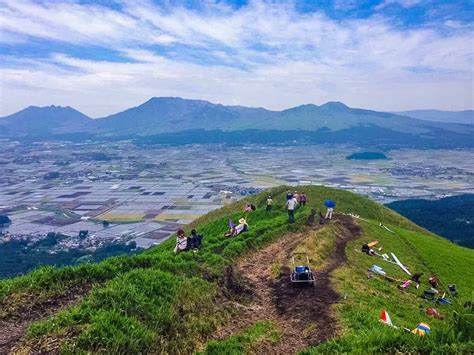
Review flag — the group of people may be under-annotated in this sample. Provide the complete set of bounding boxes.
[285,191,307,207]
[269,191,335,224]
[175,190,337,251]
[174,229,203,253]
[262,190,308,224]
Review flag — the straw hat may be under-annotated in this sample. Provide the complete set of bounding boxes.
[239,218,247,224]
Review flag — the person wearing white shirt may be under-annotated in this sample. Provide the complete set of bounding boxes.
[285,197,298,223]
[174,229,188,253]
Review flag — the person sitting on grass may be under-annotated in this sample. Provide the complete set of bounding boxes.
[174,229,188,253]
[244,203,256,212]
[189,229,202,251]
[224,218,248,237]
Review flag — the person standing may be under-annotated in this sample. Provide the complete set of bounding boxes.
[286,195,298,223]
[293,191,300,205]
[324,199,336,220]
[266,196,273,211]
[300,192,307,207]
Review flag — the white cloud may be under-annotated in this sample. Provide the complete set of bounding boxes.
[0,0,472,116]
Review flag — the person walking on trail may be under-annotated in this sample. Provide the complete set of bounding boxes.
[293,191,300,204]
[324,199,336,220]
[266,196,273,211]
[300,192,307,207]
[286,195,298,223]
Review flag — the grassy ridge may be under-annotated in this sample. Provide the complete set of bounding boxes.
[1,186,473,353]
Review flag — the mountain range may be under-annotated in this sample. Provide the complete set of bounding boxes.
[1,97,473,148]
[394,109,473,124]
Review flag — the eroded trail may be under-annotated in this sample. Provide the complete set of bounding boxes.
[0,286,88,354]
[215,215,361,354]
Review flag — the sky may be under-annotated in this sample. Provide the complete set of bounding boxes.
[0,0,473,117]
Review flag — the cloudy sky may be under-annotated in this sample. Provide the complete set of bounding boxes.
[0,0,473,117]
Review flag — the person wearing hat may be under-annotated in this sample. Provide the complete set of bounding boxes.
[174,229,188,253]
[235,218,248,235]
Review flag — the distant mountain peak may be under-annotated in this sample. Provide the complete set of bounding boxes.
[0,104,91,136]
[144,96,211,105]
[320,101,350,110]
[21,105,82,113]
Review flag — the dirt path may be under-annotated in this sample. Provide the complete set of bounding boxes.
[0,286,88,354]
[215,215,361,354]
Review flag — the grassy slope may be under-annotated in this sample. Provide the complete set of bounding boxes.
[1,186,473,353]
[306,220,474,353]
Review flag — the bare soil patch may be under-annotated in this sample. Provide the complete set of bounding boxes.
[0,286,88,354]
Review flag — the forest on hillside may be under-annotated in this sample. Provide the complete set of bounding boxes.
[386,194,474,248]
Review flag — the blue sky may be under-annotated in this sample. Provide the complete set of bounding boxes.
[0,0,472,117]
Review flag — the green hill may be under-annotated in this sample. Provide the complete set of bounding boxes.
[0,186,473,354]
[346,151,388,160]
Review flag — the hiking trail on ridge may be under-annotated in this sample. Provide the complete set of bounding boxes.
[215,215,361,354]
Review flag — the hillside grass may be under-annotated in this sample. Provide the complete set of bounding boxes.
[0,185,472,353]
[291,224,338,271]
[203,321,280,354]
[304,219,474,353]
